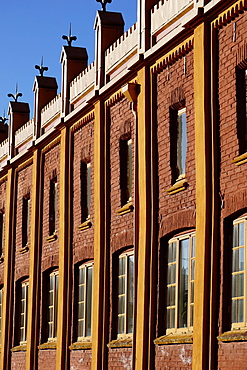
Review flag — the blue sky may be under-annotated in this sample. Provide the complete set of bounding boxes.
[0,0,137,118]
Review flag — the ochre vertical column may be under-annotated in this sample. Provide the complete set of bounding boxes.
[92,100,106,370]
[135,66,152,370]
[0,168,16,370]
[193,21,212,370]
[26,149,41,370]
[56,126,71,370]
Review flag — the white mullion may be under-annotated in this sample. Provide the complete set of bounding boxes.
[175,239,179,330]
[84,266,87,337]
[124,255,128,334]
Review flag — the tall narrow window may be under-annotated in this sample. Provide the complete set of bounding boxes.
[170,106,187,182]
[0,287,3,344]
[20,281,29,343]
[48,271,59,340]
[120,137,132,206]
[80,162,91,222]
[77,262,93,339]
[22,195,30,247]
[166,232,195,332]
[49,178,57,236]
[117,250,134,337]
[0,212,5,256]
[236,68,247,154]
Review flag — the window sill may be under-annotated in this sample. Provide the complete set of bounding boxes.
[154,333,193,345]
[117,202,133,216]
[19,245,29,254]
[217,330,247,342]
[167,178,188,195]
[38,341,57,350]
[107,336,133,348]
[0,256,4,264]
[69,341,92,350]
[46,233,57,243]
[11,344,27,352]
[78,219,92,231]
[232,152,247,166]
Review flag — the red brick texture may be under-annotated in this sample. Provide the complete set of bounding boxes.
[38,349,56,370]
[11,351,26,370]
[70,349,92,369]
[155,344,192,369]
[218,9,247,366]
[108,347,132,370]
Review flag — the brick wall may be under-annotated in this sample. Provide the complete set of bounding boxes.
[38,349,56,370]
[108,347,132,370]
[11,351,26,370]
[155,344,192,369]
[218,9,247,366]
[70,349,92,370]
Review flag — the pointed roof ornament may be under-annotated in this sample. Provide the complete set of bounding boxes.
[0,109,8,124]
[62,23,77,47]
[7,84,23,102]
[35,56,49,77]
[96,0,112,11]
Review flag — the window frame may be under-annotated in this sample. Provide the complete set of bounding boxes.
[80,161,91,223]
[166,231,196,334]
[19,281,29,344]
[77,261,94,341]
[49,178,57,236]
[22,195,31,248]
[117,249,134,338]
[120,136,132,207]
[48,270,59,341]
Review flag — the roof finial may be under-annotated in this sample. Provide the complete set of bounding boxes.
[0,109,8,124]
[7,84,23,102]
[62,23,77,47]
[35,56,49,77]
[96,0,112,12]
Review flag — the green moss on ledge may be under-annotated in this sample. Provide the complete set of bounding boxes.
[154,333,193,345]
[69,341,92,350]
[38,341,57,350]
[11,344,27,352]
[107,336,132,348]
[217,330,247,342]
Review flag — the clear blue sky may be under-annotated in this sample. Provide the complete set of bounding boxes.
[0,0,137,118]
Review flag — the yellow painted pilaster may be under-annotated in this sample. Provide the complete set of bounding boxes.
[193,22,212,370]
[56,126,71,370]
[26,149,41,370]
[0,168,16,370]
[135,66,152,370]
[92,100,106,370]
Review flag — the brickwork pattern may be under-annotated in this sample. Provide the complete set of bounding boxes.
[155,344,192,369]
[38,349,56,370]
[70,349,92,369]
[108,347,132,370]
[218,10,247,365]
[11,351,26,370]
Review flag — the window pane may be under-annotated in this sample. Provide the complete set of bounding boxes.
[118,315,125,335]
[177,110,187,176]
[168,242,176,263]
[78,320,84,338]
[168,264,176,285]
[232,247,244,273]
[191,259,195,281]
[127,255,134,333]
[118,295,125,315]
[191,282,194,304]
[79,285,85,302]
[190,306,194,327]
[239,222,244,246]
[178,238,189,328]
[79,267,85,285]
[192,237,196,258]
[232,299,244,323]
[78,302,84,320]
[232,273,244,298]
[167,286,176,306]
[118,276,125,295]
[48,322,53,338]
[119,257,126,276]
[166,308,175,329]
[86,266,93,337]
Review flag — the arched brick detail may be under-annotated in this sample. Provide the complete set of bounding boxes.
[222,189,247,219]
[73,245,94,265]
[15,265,29,282]
[159,209,195,239]
[41,254,59,272]
[111,229,134,254]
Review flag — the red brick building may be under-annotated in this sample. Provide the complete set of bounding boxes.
[0,0,247,369]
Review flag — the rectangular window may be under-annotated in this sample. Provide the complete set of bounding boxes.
[170,107,187,182]
[48,271,59,340]
[118,250,134,337]
[20,281,29,343]
[236,68,247,154]
[80,162,91,222]
[120,138,132,206]
[0,212,5,256]
[49,178,57,236]
[77,262,93,339]
[166,232,195,333]
[22,195,30,247]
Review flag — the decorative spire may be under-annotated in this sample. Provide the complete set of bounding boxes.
[62,23,77,47]
[0,110,8,124]
[7,84,23,102]
[96,0,112,11]
[35,56,49,77]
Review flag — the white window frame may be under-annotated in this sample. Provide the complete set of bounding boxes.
[117,250,134,338]
[48,270,59,341]
[20,281,29,344]
[77,261,94,341]
[166,231,196,334]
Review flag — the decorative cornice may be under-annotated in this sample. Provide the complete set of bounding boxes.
[71,112,94,133]
[42,136,61,154]
[151,36,194,74]
[105,89,124,108]
[213,0,247,29]
[16,157,33,173]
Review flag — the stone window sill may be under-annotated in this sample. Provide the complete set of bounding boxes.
[167,178,188,195]
[47,233,57,243]
[38,341,57,350]
[117,202,133,216]
[107,336,133,348]
[232,152,247,166]
[217,330,247,342]
[11,344,27,352]
[154,333,193,345]
[69,341,92,350]
[78,219,92,231]
[19,245,29,254]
